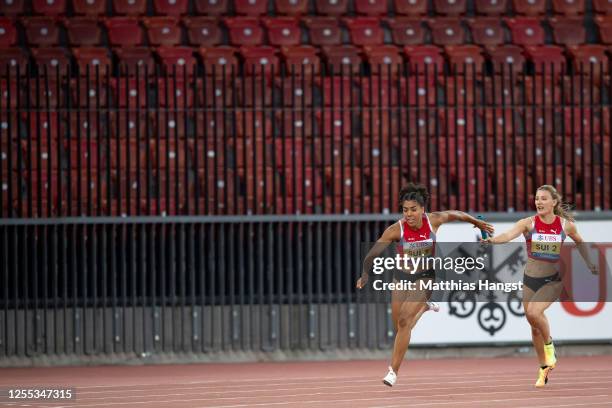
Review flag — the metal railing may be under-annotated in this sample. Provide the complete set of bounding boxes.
[1,62,611,218]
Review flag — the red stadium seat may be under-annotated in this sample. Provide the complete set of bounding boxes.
[263,17,302,46]
[552,0,585,15]
[314,0,349,15]
[433,0,467,15]
[72,47,111,76]
[0,18,17,47]
[404,76,437,106]
[0,80,20,109]
[512,0,547,15]
[32,0,66,15]
[385,18,426,45]
[73,0,107,15]
[26,113,60,147]
[363,45,403,76]
[104,17,143,47]
[475,0,508,15]
[344,17,384,46]
[561,76,602,104]
[183,17,222,46]
[111,78,148,107]
[281,45,320,75]
[593,0,612,14]
[483,108,516,136]
[234,0,268,15]
[112,0,146,14]
[225,17,264,46]
[275,77,315,105]
[318,77,356,106]
[403,45,445,71]
[549,17,586,46]
[31,48,70,74]
[358,76,402,106]
[505,17,545,45]
[316,109,352,139]
[0,48,27,75]
[523,75,560,104]
[144,17,181,46]
[446,45,485,73]
[114,47,155,74]
[275,0,308,14]
[26,79,61,108]
[198,46,239,73]
[595,16,612,44]
[394,0,428,16]
[467,18,506,46]
[428,19,467,46]
[70,77,108,107]
[153,0,188,15]
[240,46,280,75]
[68,114,105,141]
[63,18,102,46]
[194,0,229,14]
[276,111,315,136]
[567,45,608,73]
[0,0,25,15]
[304,17,342,46]
[152,112,189,138]
[361,110,399,137]
[442,77,478,105]
[524,45,566,75]
[354,0,387,15]
[487,45,526,74]
[321,45,362,74]
[23,17,60,46]
[156,47,197,75]
[237,77,273,105]
[235,111,273,138]
[196,77,235,107]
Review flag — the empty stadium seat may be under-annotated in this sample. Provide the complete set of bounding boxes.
[433,0,467,15]
[153,0,188,15]
[475,0,509,15]
[487,45,526,74]
[403,45,445,71]
[446,45,485,73]
[194,0,229,15]
[32,0,66,15]
[198,46,239,73]
[315,0,349,15]
[593,0,612,14]
[281,45,321,74]
[263,17,302,46]
[23,17,60,46]
[64,18,102,46]
[468,18,506,46]
[0,18,17,47]
[595,16,612,44]
[112,0,146,14]
[0,0,25,15]
[344,17,385,46]
[114,47,155,73]
[234,0,268,15]
[240,46,280,75]
[363,45,403,75]
[524,45,566,75]
[567,45,608,73]
[354,0,388,15]
[428,19,466,46]
[385,18,426,45]
[156,47,197,75]
[394,0,428,16]
[31,48,71,74]
[73,0,107,15]
[111,78,148,107]
[505,17,545,45]
[513,0,547,15]
[549,17,586,46]
[105,17,143,47]
[304,17,342,46]
[183,17,222,46]
[72,47,112,76]
[0,48,27,74]
[552,0,585,15]
[144,17,182,46]
[318,76,356,106]
[225,17,264,46]
[321,45,362,74]
[275,0,308,14]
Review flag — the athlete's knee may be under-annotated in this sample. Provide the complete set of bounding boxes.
[525,305,543,326]
[397,313,417,330]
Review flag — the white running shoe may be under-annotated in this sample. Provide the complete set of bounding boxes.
[383,366,397,387]
[426,300,440,312]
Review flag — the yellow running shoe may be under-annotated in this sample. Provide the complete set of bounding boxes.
[535,366,552,388]
[543,341,557,368]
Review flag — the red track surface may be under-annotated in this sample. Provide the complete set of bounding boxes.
[1,356,612,407]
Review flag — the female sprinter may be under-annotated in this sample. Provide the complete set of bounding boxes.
[356,183,494,387]
[483,185,598,387]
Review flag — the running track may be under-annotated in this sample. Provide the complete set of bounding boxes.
[1,356,611,407]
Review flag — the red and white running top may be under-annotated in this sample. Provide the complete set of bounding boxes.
[524,215,567,263]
